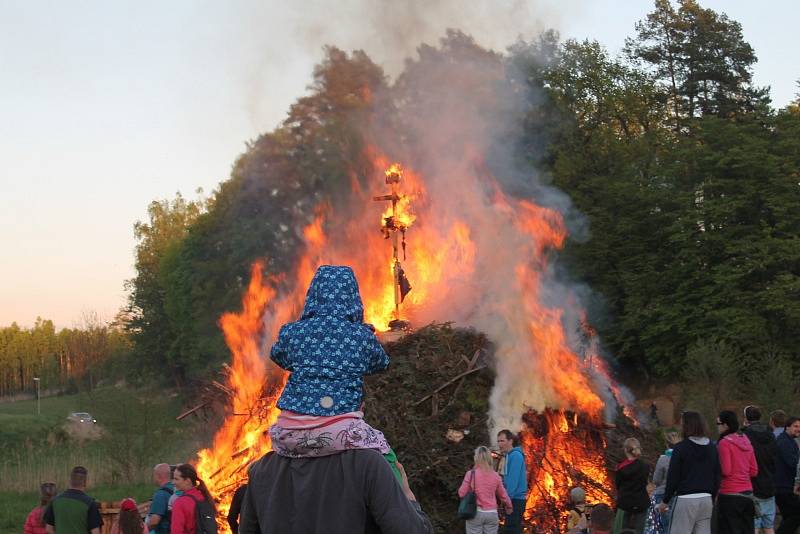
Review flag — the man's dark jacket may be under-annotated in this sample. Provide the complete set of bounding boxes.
[774,431,799,493]
[742,422,777,498]
[238,449,433,534]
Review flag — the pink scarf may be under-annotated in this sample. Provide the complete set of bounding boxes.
[269,410,391,457]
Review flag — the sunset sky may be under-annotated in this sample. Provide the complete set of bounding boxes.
[1,0,796,328]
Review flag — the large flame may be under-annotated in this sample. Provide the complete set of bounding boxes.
[195,262,283,523]
[522,409,613,531]
[196,149,628,531]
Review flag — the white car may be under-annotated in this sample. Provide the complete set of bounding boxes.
[68,412,97,424]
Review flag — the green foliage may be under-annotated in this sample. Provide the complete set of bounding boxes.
[0,317,132,397]
[125,192,208,385]
[508,7,800,378]
[680,338,744,425]
[625,0,767,125]
[0,386,201,493]
[749,353,800,415]
[120,3,800,386]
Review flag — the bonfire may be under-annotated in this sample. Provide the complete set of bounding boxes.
[194,154,635,533]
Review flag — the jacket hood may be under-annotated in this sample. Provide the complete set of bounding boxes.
[679,437,714,461]
[722,432,754,453]
[744,422,774,444]
[301,265,364,322]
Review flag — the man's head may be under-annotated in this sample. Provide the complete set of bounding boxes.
[770,409,787,430]
[569,487,585,505]
[69,466,88,489]
[153,463,172,486]
[743,405,761,424]
[497,429,516,453]
[785,416,800,438]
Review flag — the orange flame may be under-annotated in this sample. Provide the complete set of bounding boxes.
[522,409,613,530]
[196,262,284,527]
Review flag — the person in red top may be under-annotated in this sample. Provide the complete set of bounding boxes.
[458,446,513,534]
[716,410,758,534]
[24,482,56,534]
[110,498,148,534]
[170,464,216,534]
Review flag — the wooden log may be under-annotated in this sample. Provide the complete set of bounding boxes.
[212,380,234,396]
[176,401,209,421]
[412,365,486,407]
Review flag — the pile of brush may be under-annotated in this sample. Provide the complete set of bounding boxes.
[364,323,494,533]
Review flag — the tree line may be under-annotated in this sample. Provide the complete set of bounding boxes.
[121,0,799,388]
[0,316,131,397]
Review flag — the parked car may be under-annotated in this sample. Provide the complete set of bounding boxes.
[68,412,97,424]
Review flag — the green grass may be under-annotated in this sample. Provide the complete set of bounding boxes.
[0,386,213,495]
[0,483,153,534]
[0,385,215,531]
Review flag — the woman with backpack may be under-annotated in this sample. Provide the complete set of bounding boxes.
[457,446,513,534]
[171,464,216,534]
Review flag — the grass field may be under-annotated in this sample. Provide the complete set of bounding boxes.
[0,385,215,533]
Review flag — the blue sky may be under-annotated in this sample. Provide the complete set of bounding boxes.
[1,1,796,328]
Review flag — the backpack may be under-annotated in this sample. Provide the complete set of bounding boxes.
[157,486,174,533]
[186,494,217,534]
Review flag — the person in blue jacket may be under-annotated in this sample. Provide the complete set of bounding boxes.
[497,429,528,534]
[271,265,389,416]
[268,265,401,479]
[774,416,800,534]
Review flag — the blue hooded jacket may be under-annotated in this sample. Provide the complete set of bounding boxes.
[271,265,390,416]
[503,446,528,500]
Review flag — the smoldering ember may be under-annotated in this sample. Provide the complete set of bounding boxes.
[4,2,800,534]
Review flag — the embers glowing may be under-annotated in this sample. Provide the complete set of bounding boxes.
[521,409,613,532]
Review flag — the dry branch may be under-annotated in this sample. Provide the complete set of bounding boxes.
[176,401,209,421]
[412,365,486,407]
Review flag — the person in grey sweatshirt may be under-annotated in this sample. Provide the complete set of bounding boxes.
[650,431,680,532]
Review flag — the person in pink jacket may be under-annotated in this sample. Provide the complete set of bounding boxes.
[23,483,56,534]
[716,410,758,534]
[458,446,513,534]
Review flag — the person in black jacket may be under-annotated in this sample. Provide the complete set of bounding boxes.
[774,416,800,534]
[741,405,778,534]
[227,483,248,534]
[614,437,649,534]
[238,449,433,534]
[657,410,720,534]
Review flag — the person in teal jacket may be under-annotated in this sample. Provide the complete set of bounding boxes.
[497,429,527,534]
